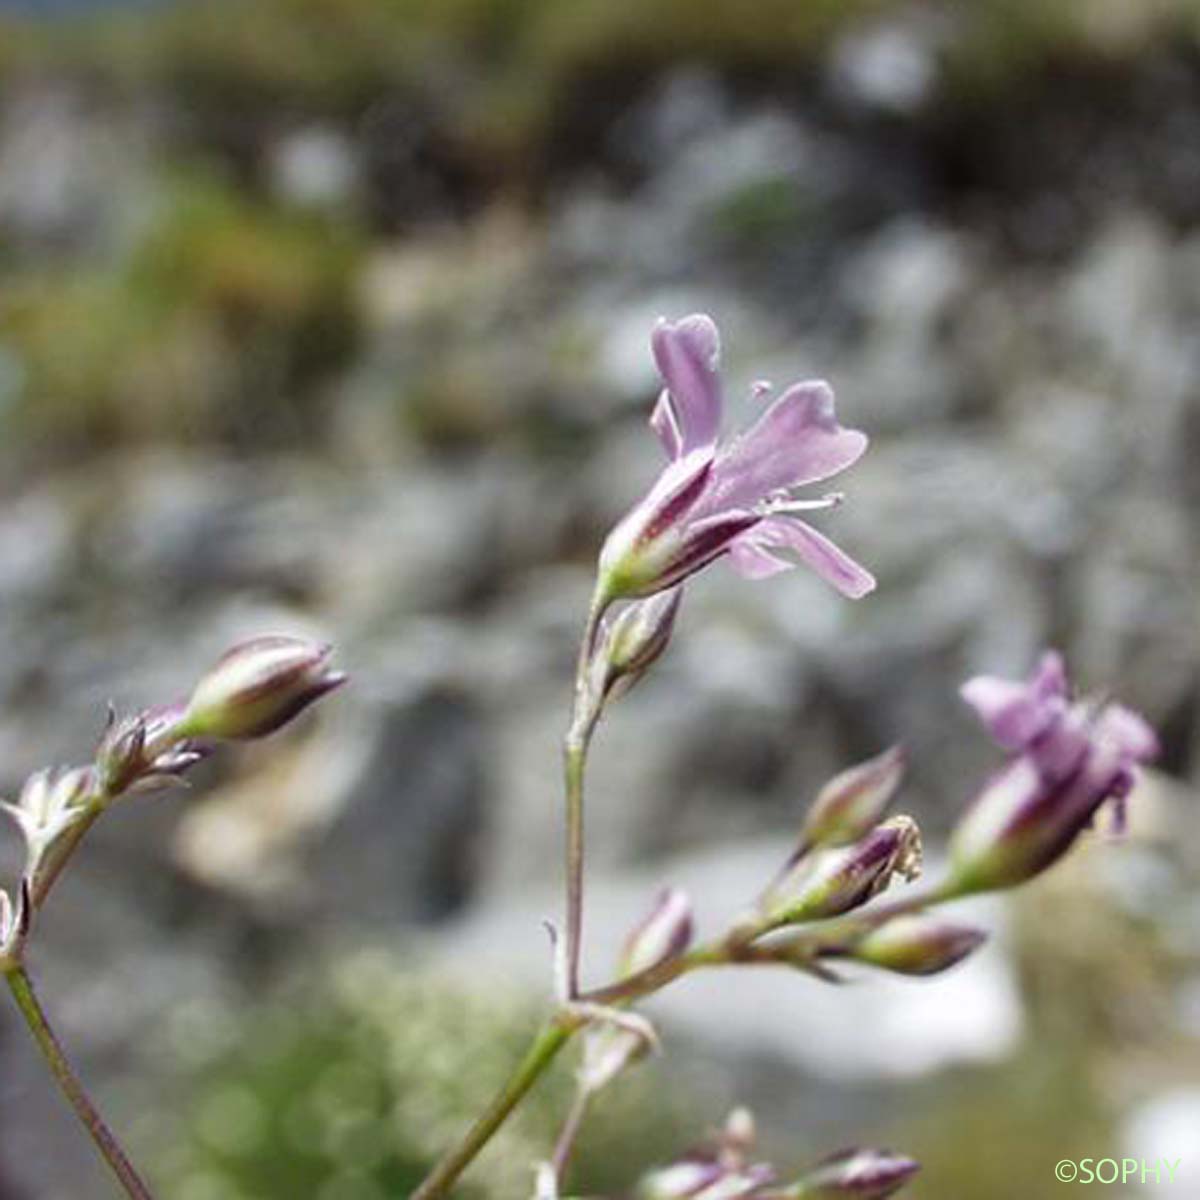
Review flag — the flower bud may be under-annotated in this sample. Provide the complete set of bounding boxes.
[637,1162,727,1199]
[720,1108,757,1160]
[618,887,694,980]
[793,1148,919,1198]
[635,1107,781,1199]
[802,747,906,849]
[95,713,148,795]
[637,1159,774,1199]
[179,635,345,741]
[850,914,987,976]
[763,817,922,925]
[594,588,682,703]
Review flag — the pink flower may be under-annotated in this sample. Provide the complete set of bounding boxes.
[949,652,1158,892]
[598,314,874,603]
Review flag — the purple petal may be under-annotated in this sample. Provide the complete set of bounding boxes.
[1097,703,1159,763]
[708,381,867,510]
[960,676,1064,752]
[728,534,793,580]
[652,315,722,457]
[1030,651,1068,702]
[650,388,684,459]
[635,449,715,542]
[1029,707,1090,783]
[730,517,874,597]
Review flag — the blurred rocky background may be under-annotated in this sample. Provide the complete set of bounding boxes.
[1,0,1199,1196]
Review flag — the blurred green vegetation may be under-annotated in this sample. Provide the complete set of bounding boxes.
[7,0,1200,172]
[893,845,1196,1200]
[897,1046,1113,1200]
[145,954,693,1200]
[1,170,361,450]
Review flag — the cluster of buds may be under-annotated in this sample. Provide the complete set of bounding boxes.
[0,635,343,967]
[727,749,922,953]
[720,652,1157,984]
[634,1109,918,1199]
[635,1109,776,1199]
[756,814,922,930]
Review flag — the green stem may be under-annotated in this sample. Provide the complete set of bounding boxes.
[580,942,739,1007]
[4,965,155,1200]
[562,735,589,1000]
[411,1020,572,1200]
[563,595,606,1000]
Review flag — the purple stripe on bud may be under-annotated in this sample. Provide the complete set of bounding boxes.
[764,816,922,925]
[803,746,907,849]
[850,914,987,976]
[180,635,346,742]
[796,1148,920,1197]
[591,587,684,709]
[619,886,694,980]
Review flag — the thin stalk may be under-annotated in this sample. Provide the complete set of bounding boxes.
[562,735,590,1000]
[807,879,961,945]
[562,595,606,1000]
[580,942,733,1007]
[550,1087,591,1186]
[4,965,155,1200]
[412,1020,572,1200]
[581,878,963,1007]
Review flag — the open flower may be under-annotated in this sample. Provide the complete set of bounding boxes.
[948,652,1158,892]
[598,315,873,603]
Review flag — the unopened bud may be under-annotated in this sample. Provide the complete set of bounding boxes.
[719,1108,756,1161]
[637,1162,726,1199]
[637,1159,774,1199]
[179,635,345,741]
[96,713,148,794]
[636,1106,775,1199]
[618,887,694,979]
[763,817,922,925]
[597,588,682,701]
[793,1148,919,1198]
[803,747,906,848]
[851,915,986,976]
